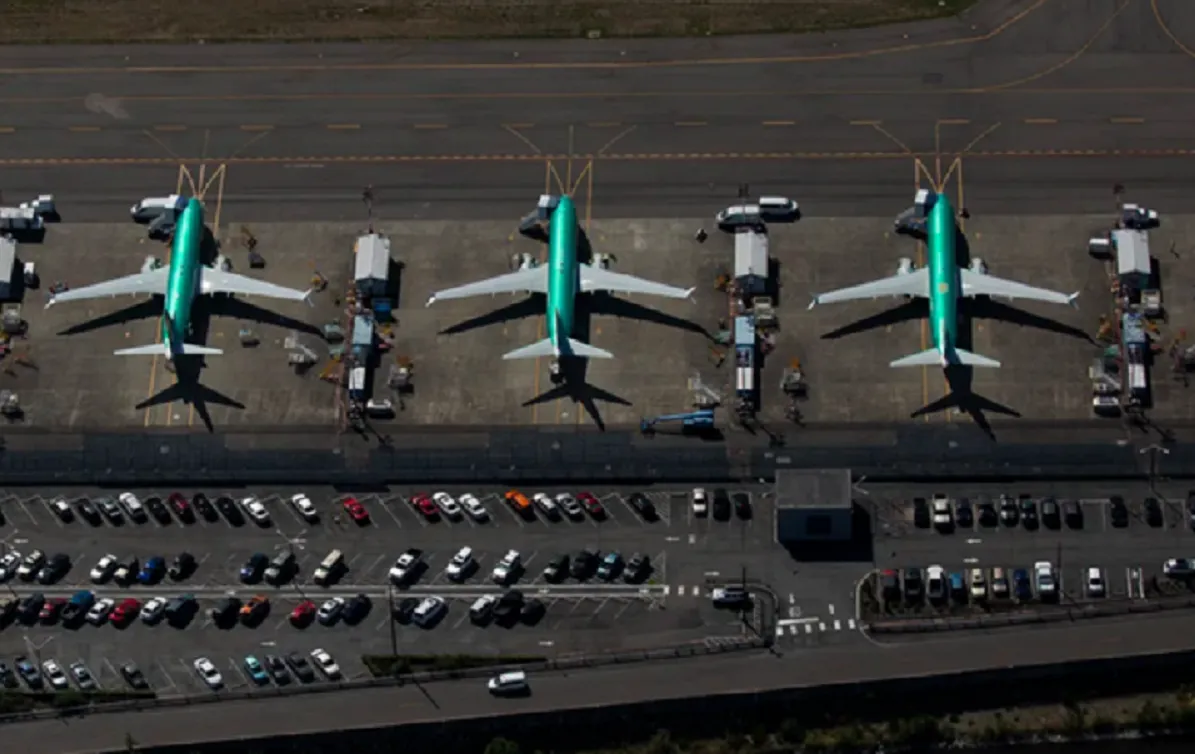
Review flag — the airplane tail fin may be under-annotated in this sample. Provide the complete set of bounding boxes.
[502,337,614,361]
[114,343,224,357]
[889,347,1001,369]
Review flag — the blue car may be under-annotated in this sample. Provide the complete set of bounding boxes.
[243,655,269,685]
[1012,569,1033,601]
[138,557,165,585]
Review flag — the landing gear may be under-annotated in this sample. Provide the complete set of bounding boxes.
[549,359,564,385]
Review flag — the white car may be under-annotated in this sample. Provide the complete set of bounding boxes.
[556,493,584,519]
[0,551,20,581]
[240,497,271,525]
[86,598,116,625]
[413,596,447,627]
[968,568,987,600]
[445,547,474,581]
[533,494,559,518]
[193,657,223,689]
[318,597,346,625]
[17,550,45,580]
[310,648,341,679]
[290,494,319,522]
[1034,561,1057,597]
[926,565,946,602]
[90,554,118,583]
[931,494,952,528]
[1086,567,1105,597]
[118,492,146,521]
[69,661,97,690]
[432,492,461,519]
[460,494,489,522]
[42,660,69,690]
[49,497,73,521]
[491,550,521,584]
[141,597,168,624]
[691,488,709,517]
[488,670,528,695]
[388,549,423,585]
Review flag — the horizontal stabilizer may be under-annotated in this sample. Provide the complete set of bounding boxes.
[889,348,943,368]
[113,343,224,357]
[501,337,614,361]
[952,348,1002,368]
[888,347,1001,368]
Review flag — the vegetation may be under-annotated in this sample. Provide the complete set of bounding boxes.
[4,1,980,44]
[361,654,545,678]
[0,690,156,715]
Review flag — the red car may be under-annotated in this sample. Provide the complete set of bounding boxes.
[342,498,370,523]
[168,493,193,521]
[578,492,606,519]
[290,600,316,626]
[111,598,142,626]
[411,494,438,520]
[39,599,66,625]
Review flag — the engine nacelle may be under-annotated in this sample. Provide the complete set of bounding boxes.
[896,257,916,276]
[969,257,987,274]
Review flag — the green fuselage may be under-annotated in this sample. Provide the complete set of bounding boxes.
[545,196,580,353]
[161,198,204,352]
[926,195,960,357]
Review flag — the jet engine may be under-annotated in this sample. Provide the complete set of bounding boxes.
[968,258,987,274]
[896,257,917,275]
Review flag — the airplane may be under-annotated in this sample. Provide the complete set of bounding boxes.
[47,197,311,359]
[808,190,1079,369]
[426,194,694,360]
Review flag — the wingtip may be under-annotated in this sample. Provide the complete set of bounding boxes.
[1068,292,1081,308]
[807,296,819,311]
[425,296,436,308]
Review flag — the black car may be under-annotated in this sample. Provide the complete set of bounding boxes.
[192,493,218,522]
[0,661,17,689]
[37,554,70,584]
[285,653,316,683]
[493,590,524,623]
[913,497,930,528]
[17,594,44,623]
[570,549,599,580]
[628,493,658,522]
[0,598,17,626]
[240,554,269,584]
[392,597,419,624]
[217,496,244,525]
[15,656,42,688]
[542,554,569,583]
[169,552,196,581]
[75,498,102,525]
[121,662,150,690]
[1110,496,1130,528]
[879,570,901,602]
[343,594,371,625]
[1019,495,1038,529]
[712,489,731,521]
[265,655,290,685]
[146,497,171,525]
[903,568,924,602]
[209,597,241,625]
[1187,491,1195,530]
[165,595,197,626]
[955,499,973,528]
[1145,497,1164,528]
[977,499,998,527]
[732,493,752,519]
[624,553,651,583]
[1063,500,1084,528]
[1041,498,1061,529]
[520,598,546,624]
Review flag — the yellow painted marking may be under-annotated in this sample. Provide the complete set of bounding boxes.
[850,120,881,126]
[414,123,448,130]
[762,120,795,126]
[68,126,101,132]
[326,124,361,130]
[674,121,707,127]
[240,124,273,131]
[154,125,186,132]
[1110,117,1145,124]
[937,118,970,125]
[1023,118,1057,124]
[0,127,14,133]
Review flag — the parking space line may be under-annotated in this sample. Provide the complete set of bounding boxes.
[156,660,181,694]
[450,606,470,630]
[177,658,201,691]
[40,497,64,527]
[611,598,634,620]
[228,658,250,689]
[102,658,121,688]
[277,496,307,528]
[363,554,387,580]
[380,498,406,529]
[16,497,39,525]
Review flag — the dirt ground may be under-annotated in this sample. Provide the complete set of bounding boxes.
[4,1,975,43]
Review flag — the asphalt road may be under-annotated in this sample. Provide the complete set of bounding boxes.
[2,0,1195,221]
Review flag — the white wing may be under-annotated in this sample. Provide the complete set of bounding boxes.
[579,264,693,299]
[200,268,309,301]
[46,268,170,307]
[809,268,929,309]
[959,269,1079,306]
[427,266,548,305]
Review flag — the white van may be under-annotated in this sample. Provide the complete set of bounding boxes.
[487,670,528,695]
[118,492,147,522]
[413,596,446,627]
[312,550,344,587]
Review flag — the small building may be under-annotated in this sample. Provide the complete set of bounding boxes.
[734,316,756,400]
[354,233,391,298]
[734,230,768,296]
[774,469,854,545]
[1112,229,1150,291]
[0,237,15,300]
[351,314,375,361]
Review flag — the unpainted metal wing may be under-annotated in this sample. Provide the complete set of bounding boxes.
[46,268,170,307]
[426,266,549,306]
[958,269,1078,307]
[809,268,929,309]
[579,264,693,299]
[200,268,309,301]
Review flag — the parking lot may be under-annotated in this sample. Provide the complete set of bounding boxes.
[865,489,1195,620]
[0,487,800,696]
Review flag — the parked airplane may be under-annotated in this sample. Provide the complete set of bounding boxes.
[47,197,310,358]
[426,194,694,360]
[808,190,1079,369]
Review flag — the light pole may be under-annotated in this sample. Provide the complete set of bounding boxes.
[387,581,398,665]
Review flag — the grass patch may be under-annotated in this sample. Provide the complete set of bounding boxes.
[0,690,156,715]
[3,1,979,44]
[362,654,545,678]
